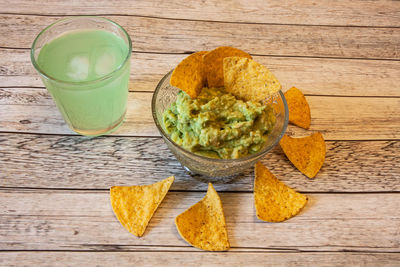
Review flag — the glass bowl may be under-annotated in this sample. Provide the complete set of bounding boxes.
[151,70,288,178]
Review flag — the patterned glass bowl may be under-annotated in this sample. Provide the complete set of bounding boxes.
[151,70,288,178]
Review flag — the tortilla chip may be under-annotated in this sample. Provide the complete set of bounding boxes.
[110,176,174,237]
[223,57,281,102]
[170,51,208,99]
[284,87,311,129]
[279,133,326,178]
[254,162,307,222]
[175,183,230,251]
[203,46,252,88]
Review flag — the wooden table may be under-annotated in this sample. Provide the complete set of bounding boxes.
[1,1,399,266]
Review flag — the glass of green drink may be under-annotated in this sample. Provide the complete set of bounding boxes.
[31,17,132,136]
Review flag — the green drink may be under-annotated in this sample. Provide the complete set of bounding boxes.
[31,17,132,136]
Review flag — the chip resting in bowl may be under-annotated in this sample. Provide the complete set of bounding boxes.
[203,46,252,88]
[175,183,230,251]
[254,162,308,222]
[279,133,326,178]
[110,176,174,237]
[223,57,281,102]
[170,51,207,99]
[284,87,311,129]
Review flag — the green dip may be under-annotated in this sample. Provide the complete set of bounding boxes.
[162,87,276,159]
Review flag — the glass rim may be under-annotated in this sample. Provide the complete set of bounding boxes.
[30,16,132,86]
[151,70,289,163]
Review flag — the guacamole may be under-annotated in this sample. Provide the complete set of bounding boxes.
[162,87,276,159]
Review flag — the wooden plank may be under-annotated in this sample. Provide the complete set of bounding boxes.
[0,190,399,251]
[1,252,399,267]
[2,49,400,96]
[0,133,399,192]
[0,90,155,136]
[1,15,399,59]
[0,49,178,92]
[1,89,400,140]
[1,0,399,27]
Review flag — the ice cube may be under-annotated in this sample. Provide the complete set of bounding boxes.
[95,49,116,76]
[67,55,89,81]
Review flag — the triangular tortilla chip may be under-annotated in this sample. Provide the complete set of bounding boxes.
[175,183,230,251]
[254,162,307,222]
[110,176,174,237]
[203,46,252,88]
[223,57,281,102]
[170,51,207,99]
[279,133,326,178]
[284,87,311,129]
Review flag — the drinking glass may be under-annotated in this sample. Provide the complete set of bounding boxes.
[31,17,132,136]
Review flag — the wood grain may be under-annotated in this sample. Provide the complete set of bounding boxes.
[1,252,399,267]
[2,15,399,59]
[2,49,400,96]
[1,189,399,251]
[0,133,399,192]
[1,0,400,27]
[1,89,400,140]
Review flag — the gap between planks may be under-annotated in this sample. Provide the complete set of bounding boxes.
[2,12,400,29]
[0,248,399,253]
[1,187,400,194]
[2,87,400,99]
[3,46,400,61]
[0,130,399,142]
